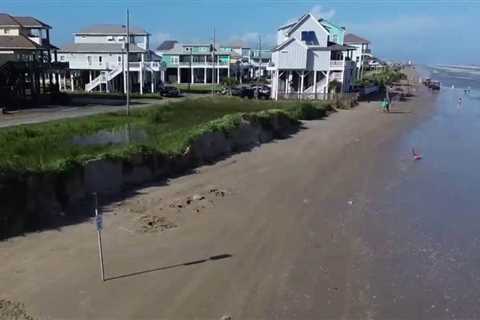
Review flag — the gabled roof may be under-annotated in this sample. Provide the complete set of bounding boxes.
[14,16,51,29]
[0,13,20,27]
[286,13,330,38]
[0,35,40,50]
[272,37,309,53]
[344,33,370,44]
[59,43,145,53]
[76,24,148,35]
[272,38,295,51]
[157,40,178,51]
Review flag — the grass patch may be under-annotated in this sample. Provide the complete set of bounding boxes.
[0,97,334,174]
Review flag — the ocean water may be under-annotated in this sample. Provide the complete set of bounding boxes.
[418,64,480,100]
[362,65,480,318]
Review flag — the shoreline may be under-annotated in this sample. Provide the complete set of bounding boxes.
[0,69,441,318]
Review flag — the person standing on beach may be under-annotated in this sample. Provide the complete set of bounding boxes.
[381,98,390,112]
[457,97,463,109]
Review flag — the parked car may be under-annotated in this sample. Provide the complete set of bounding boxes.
[231,86,255,99]
[250,85,271,99]
[159,86,180,97]
[429,81,441,90]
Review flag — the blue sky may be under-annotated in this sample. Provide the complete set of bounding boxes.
[2,0,479,65]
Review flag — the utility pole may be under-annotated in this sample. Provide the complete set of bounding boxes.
[256,35,262,99]
[211,27,216,96]
[126,8,130,116]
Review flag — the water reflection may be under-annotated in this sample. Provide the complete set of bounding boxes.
[71,124,148,146]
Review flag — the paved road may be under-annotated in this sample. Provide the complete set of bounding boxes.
[0,94,204,128]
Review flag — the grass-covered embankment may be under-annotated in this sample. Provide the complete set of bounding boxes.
[0,97,334,175]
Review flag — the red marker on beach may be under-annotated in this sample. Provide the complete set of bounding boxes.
[412,148,422,160]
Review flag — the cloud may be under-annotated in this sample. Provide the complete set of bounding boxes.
[310,5,336,20]
[227,32,276,48]
[151,31,172,46]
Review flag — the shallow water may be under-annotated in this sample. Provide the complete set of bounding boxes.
[71,125,148,146]
[360,72,480,318]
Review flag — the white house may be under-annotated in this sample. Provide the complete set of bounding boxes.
[58,24,164,94]
[344,33,371,80]
[270,13,356,100]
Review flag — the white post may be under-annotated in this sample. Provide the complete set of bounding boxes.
[313,71,317,99]
[70,72,74,92]
[140,55,144,95]
[217,67,220,84]
[94,193,105,282]
[177,67,180,84]
[227,66,230,78]
[123,53,127,94]
[151,71,154,93]
[300,71,305,99]
[204,68,207,84]
[326,70,330,99]
[89,71,93,83]
[191,68,194,84]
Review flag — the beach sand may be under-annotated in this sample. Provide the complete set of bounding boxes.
[1,69,443,319]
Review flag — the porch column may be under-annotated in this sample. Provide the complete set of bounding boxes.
[89,71,93,83]
[140,55,144,94]
[326,71,330,99]
[313,71,317,99]
[70,72,74,92]
[217,68,220,84]
[123,67,127,94]
[177,67,181,84]
[204,68,207,84]
[191,68,194,84]
[151,71,155,93]
[227,66,230,78]
[300,71,305,99]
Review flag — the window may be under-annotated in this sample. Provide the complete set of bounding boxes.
[87,56,92,65]
[60,55,65,61]
[301,31,317,45]
[99,56,102,63]
[118,56,122,62]
[107,36,114,42]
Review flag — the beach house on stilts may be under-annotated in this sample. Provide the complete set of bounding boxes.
[269,13,356,100]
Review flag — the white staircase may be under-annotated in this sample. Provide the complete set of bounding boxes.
[303,76,328,98]
[85,66,123,92]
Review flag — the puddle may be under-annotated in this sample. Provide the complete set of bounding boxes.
[71,125,148,146]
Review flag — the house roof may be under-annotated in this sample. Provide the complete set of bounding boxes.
[272,38,295,51]
[76,24,148,35]
[344,33,370,44]
[157,40,178,51]
[0,13,21,27]
[14,16,51,29]
[0,35,40,50]
[59,43,146,53]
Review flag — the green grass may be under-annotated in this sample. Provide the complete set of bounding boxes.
[0,97,334,174]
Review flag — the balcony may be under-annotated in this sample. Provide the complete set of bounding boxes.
[330,60,356,71]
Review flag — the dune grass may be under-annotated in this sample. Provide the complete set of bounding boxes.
[0,97,333,174]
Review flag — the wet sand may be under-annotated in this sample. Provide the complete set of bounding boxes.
[3,70,471,319]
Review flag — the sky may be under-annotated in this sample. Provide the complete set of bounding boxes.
[2,0,479,65]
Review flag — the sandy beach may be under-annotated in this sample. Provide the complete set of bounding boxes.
[1,69,451,319]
